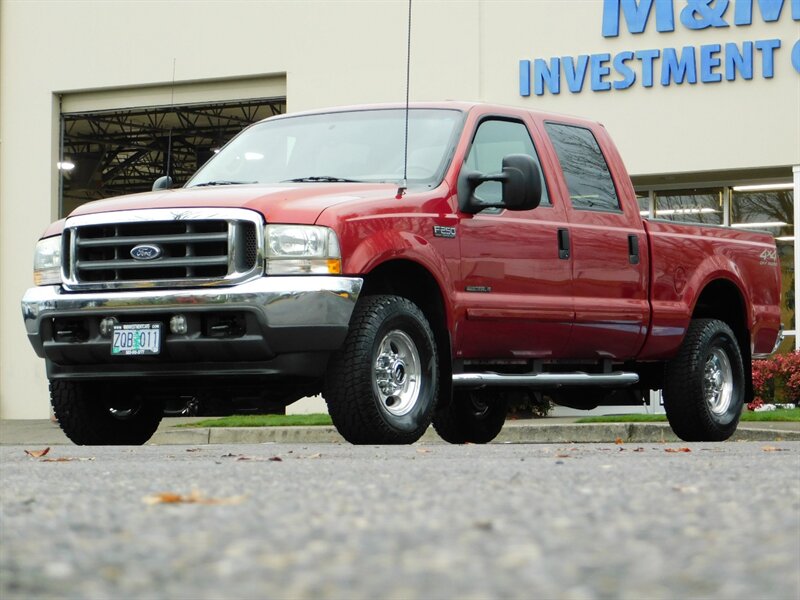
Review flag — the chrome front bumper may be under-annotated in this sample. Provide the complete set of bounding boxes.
[21,276,363,377]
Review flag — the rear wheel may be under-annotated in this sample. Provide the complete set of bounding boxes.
[663,319,745,441]
[50,380,164,445]
[323,295,438,444]
[433,390,508,444]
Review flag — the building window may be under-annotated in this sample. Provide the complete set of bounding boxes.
[731,186,795,352]
[654,188,724,224]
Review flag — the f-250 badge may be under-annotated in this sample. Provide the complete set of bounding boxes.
[433,225,456,239]
[759,249,778,266]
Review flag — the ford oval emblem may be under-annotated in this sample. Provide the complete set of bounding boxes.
[130,244,162,261]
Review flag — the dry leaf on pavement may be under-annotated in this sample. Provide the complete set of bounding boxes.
[762,446,788,452]
[665,447,692,453]
[143,490,244,506]
[24,447,50,458]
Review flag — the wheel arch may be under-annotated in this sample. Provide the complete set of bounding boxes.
[359,259,453,408]
[691,278,753,402]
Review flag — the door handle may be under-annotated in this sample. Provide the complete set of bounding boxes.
[628,234,640,265]
[558,229,570,260]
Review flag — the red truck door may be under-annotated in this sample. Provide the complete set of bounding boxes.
[538,120,649,360]
[455,114,574,359]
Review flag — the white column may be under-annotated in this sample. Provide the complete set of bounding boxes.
[794,166,799,351]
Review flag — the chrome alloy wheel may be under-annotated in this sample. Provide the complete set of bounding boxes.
[373,329,421,417]
[704,348,733,416]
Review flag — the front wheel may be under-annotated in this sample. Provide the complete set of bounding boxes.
[433,390,508,444]
[663,319,745,441]
[50,380,164,445]
[323,295,438,444]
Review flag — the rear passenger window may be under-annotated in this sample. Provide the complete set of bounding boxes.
[465,119,550,206]
[544,122,620,212]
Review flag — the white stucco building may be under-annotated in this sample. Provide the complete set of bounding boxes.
[1,0,797,418]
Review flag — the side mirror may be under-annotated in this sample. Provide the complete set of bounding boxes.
[457,154,542,214]
[152,175,174,191]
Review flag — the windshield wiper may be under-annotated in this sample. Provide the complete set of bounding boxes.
[192,180,256,187]
[282,176,363,183]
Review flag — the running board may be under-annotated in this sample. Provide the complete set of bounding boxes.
[452,372,639,389]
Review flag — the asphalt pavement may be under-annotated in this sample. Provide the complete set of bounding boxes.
[1,441,798,599]
[1,416,798,446]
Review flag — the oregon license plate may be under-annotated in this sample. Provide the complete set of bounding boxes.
[111,323,161,355]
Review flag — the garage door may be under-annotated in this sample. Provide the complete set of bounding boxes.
[58,75,286,216]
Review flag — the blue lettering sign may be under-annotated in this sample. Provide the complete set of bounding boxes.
[591,53,613,90]
[661,46,698,84]
[680,0,730,30]
[700,43,723,82]
[602,0,676,37]
[725,41,754,79]
[520,60,531,96]
[563,55,590,92]
[534,57,561,95]
[613,51,637,89]
[755,38,781,77]
[793,39,800,72]
[734,0,800,25]
[635,48,661,86]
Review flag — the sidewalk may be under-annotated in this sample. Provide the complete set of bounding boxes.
[1,416,798,446]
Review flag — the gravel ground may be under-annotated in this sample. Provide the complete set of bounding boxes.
[1,442,798,600]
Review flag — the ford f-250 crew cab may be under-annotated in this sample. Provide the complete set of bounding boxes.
[22,102,782,445]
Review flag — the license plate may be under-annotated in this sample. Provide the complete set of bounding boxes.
[111,323,161,355]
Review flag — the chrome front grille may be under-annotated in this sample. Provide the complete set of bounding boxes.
[62,208,264,290]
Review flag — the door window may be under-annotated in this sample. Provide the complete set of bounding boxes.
[465,119,550,206]
[544,122,620,212]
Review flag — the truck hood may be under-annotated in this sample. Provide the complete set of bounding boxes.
[67,182,401,225]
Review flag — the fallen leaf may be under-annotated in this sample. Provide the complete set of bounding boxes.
[40,457,95,462]
[268,456,283,462]
[236,456,252,461]
[614,437,624,445]
[762,446,789,452]
[303,453,322,459]
[24,447,50,458]
[555,454,571,458]
[665,447,692,453]
[416,448,431,454]
[186,448,201,453]
[143,490,244,506]
[633,447,645,452]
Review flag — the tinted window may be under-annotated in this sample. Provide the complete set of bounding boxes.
[544,123,620,211]
[465,119,550,206]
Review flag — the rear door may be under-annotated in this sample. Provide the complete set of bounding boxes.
[455,110,574,359]
[537,120,649,360]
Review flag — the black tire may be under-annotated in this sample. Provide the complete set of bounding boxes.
[433,390,508,444]
[663,319,745,442]
[323,295,438,444]
[50,380,164,445]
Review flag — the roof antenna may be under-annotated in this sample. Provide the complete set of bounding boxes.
[154,58,177,191]
[396,0,412,200]
[165,58,176,186]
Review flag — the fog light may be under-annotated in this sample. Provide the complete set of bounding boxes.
[170,314,188,335]
[99,317,119,337]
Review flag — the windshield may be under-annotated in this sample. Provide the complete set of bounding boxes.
[187,108,463,188]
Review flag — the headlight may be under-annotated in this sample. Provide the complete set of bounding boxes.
[265,225,342,275]
[33,236,63,286]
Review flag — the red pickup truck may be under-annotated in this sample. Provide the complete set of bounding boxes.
[22,102,782,445]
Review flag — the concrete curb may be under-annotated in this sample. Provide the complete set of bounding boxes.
[149,422,800,445]
[3,419,797,446]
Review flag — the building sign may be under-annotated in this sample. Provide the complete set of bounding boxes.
[520,0,800,96]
